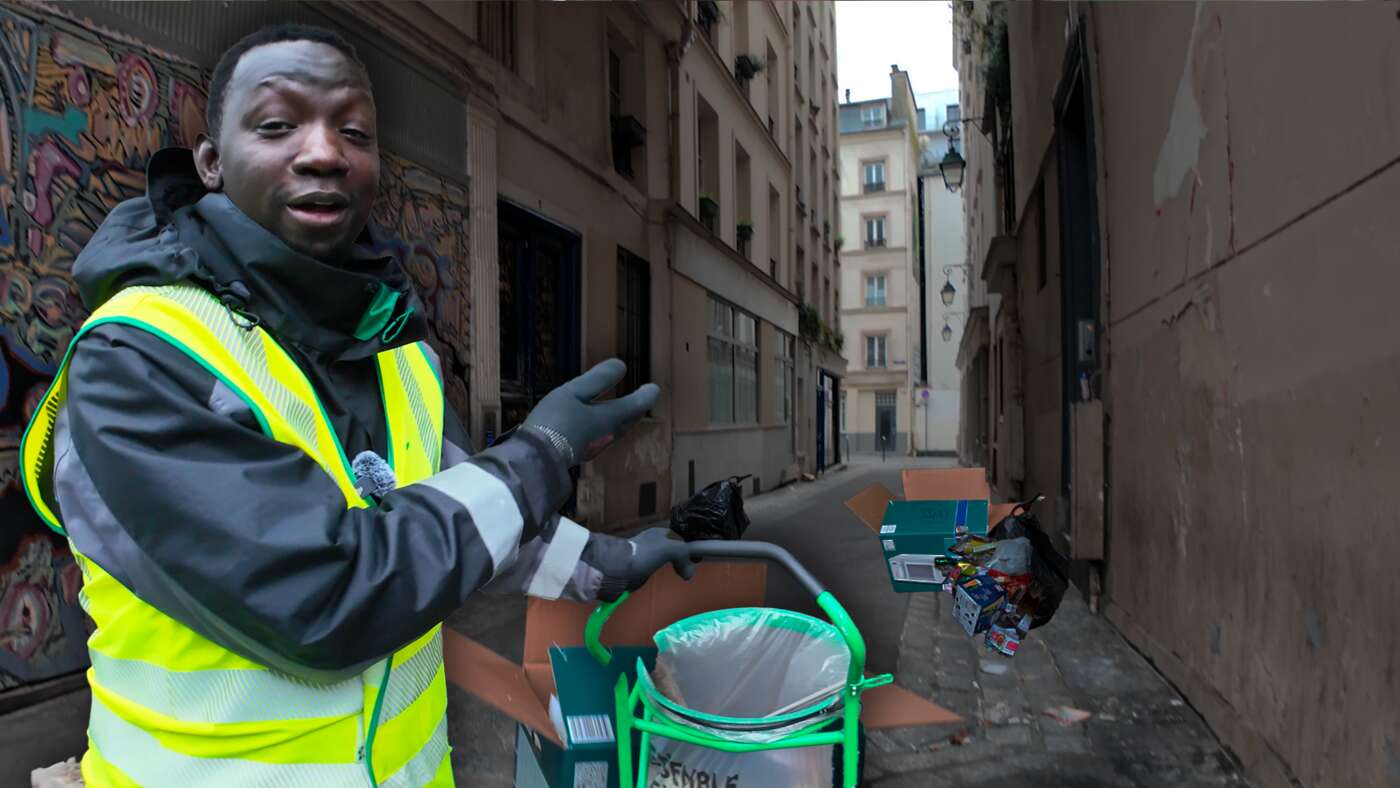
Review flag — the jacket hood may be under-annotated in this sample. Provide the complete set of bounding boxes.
[73,148,427,361]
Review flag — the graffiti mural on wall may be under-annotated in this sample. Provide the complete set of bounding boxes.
[0,5,470,691]
[373,155,472,417]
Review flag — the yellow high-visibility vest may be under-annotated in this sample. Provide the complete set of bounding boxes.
[21,283,451,786]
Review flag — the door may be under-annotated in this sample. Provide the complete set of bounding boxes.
[875,390,896,453]
[815,383,826,472]
[498,200,582,432]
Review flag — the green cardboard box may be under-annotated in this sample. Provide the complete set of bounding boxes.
[877,499,988,593]
[515,645,656,788]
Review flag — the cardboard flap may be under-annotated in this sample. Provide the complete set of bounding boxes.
[862,683,962,728]
[523,561,767,667]
[844,483,897,533]
[900,468,991,502]
[442,628,562,745]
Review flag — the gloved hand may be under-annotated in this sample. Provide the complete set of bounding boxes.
[593,528,697,603]
[522,359,660,468]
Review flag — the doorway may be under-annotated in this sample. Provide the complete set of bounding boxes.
[875,390,896,454]
[498,199,582,432]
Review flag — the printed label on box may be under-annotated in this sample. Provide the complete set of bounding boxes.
[882,539,895,551]
[880,524,897,534]
[566,714,615,745]
[573,760,609,788]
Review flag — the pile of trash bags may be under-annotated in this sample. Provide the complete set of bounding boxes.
[940,496,1069,658]
[668,475,752,542]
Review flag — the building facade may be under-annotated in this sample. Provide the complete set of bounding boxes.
[915,90,965,456]
[0,0,844,708]
[837,67,922,455]
[952,2,1400,786]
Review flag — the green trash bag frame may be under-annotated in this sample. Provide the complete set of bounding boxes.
[584,540,893,788]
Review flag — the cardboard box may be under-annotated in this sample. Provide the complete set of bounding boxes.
[951,574,1006,636]
[514,645,656,788]
[878,499,989,592]
[846,467,1021,595]
[441,561,961,787]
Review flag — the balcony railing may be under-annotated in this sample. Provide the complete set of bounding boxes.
[863,180,885,193]
[864,237,887,249]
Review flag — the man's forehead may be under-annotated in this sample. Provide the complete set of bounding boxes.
[231,39,371,97]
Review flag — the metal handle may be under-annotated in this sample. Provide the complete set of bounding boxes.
[684,540,827,598]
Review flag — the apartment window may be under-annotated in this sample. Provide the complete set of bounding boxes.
[609,50,622,120]
[708,298,759,424]
[862,161,886,193]
[864,216,887,248]
[946,104,961,125]
[697,94,719,230]
[617,247,651,395]
[865,334,888,368]
[477,2,517,71]
[864,274,887,307]
[860,104,885,129]
[697,0,719,45]
[775,332,795,423]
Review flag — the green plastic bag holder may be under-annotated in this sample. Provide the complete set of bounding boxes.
[584,540,893,788]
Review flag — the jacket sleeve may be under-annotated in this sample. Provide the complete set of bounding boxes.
[56,324,579,680]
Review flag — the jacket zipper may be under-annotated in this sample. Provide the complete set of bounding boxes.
[362,660,393,786]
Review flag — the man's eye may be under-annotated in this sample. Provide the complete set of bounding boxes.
[342,127,372,142]
[257,121,293,133]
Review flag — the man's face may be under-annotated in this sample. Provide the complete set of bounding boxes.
[194,40,379,263]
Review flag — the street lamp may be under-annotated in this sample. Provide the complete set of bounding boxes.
[939,145,966,193]
[940,278,956,307]
[939,264,968,307]
[940,311,966,343]
[940,116,990,193]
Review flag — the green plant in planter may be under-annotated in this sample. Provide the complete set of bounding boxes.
[737,220,755,242]
[698,193,719,222]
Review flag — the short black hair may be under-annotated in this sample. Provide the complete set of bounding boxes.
[206,23,367,141]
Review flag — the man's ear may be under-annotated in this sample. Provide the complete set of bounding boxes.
[193,133,222,191]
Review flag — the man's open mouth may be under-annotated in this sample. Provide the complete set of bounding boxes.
[286,192,350,226]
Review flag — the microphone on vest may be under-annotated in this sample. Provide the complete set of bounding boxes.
[352,451,397,502]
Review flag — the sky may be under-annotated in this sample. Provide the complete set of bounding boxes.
[835,1,960,103]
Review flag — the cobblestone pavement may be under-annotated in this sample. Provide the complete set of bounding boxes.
[447,456,1248,787]
[867,579,1246,787]
[0,457,1248,787]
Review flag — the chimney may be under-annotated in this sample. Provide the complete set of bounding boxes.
[890,64,899,74]
[844,88,850,103]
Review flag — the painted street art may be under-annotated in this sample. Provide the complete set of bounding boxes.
[372,156,473,418]
[0,5,470,692]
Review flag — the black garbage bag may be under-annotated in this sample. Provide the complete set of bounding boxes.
[988,495,1069,629]
[669,475,752,541]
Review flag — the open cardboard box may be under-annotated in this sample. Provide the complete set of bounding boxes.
[845,467,1019,593]
[441,560,961,751]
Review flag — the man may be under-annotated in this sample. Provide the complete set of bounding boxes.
[20,24,692,786]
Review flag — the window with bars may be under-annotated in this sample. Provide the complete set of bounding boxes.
[708,297,759,424]
[864,216,887,247]
[617,248,651,395]
[866,334,888,368]
[864,274,887,307]
[775,331,794,423]
[862,161,886,193]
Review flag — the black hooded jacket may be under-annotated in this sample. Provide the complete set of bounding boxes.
[53,149,617,680]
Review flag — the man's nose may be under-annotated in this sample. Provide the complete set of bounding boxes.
[291,124,348,175]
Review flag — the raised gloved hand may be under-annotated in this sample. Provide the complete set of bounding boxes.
[522,359,660,468]
[592,528,697,603]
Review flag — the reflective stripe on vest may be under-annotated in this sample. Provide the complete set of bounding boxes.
[20,284,450,786]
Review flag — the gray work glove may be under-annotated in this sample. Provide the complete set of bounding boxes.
[522,359,660,468]
[591,528,698,603]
